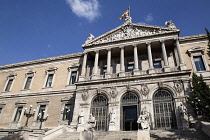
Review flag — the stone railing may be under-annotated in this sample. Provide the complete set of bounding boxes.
[82,66,180,81]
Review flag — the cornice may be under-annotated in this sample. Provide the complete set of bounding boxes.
[179,34,207,42]
[0,52,83,70]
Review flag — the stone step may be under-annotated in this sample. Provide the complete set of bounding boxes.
[150,129,210,140]
[55,132,80,140]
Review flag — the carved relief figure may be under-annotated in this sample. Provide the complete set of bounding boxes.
[85,34,95,43]
[141,84,149,96]
[165,20,176,28]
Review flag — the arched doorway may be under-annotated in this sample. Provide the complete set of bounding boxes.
[121,92,140,131]
[153,89,176,129]
[91,94,108,131]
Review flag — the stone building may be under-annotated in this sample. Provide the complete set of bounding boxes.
[0,17,209,139]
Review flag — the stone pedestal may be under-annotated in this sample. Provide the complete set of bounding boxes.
[105,73,111,79]
[163,66,170,72]
[119,72,125,77]
[137,130,150,140]
[109,123,116,131]
[179,64,187,70]
[91,75,98,80]
[133,69,141,76]
[148,69,155,74]
[80,131,93,140]
[79,76,85,82]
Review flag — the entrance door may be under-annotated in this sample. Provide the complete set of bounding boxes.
[91,94,108,131]
[153,89,176,129]
[121,92,139,131]
[123,105,138,131]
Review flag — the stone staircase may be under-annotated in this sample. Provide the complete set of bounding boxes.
[0,132,8,139]
[94,131,137,140]
[55,132,80,140]
[150,129,210,140]
[54,128,209,140]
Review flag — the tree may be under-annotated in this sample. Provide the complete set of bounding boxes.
[205,28,210,57]
[189,73,210,120]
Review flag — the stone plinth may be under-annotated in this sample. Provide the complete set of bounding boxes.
[80,131,93,140]
[137,130,150,140]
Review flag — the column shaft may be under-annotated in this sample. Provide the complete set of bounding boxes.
[134,45,139,70]
[147,42,154,69]
[81,53,87,76]
[175,39,184,64]
[93,51,99,75]
[107,49,111,74]
[120,46,125,72]
[161,40,169,66]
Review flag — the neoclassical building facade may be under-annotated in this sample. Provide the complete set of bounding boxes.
[0,18,209,136]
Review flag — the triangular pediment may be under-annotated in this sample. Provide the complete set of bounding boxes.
[83,23,180,47]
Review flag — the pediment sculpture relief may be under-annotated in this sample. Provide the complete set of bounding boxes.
[84,25,173,46]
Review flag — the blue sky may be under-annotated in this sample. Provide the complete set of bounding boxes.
[0,0,210,66]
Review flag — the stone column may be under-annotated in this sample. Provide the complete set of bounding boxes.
[105,48,111,78]
[79,52,87,81]
[92,50,99,80]
[119,46,125,77]
[147,42,155,74]
[175,38,186,70]
[161,40,170,72]
[133,44,140,75]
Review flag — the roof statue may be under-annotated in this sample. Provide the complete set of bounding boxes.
[165,20,176,29]
[85,33,95,43]
[124,15,132,24]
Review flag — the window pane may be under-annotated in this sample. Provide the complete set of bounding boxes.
[14,107,23,122]
[46,74,54,87]
[194,56,205,71]
[37,105,46,121]
[24,77,32,89]
[5,79,13,91]
[127,64,134,72]
[70,71,77,84]
[153,61,162,69]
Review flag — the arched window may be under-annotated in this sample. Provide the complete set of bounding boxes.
[91,94,108,131]
[153,89,176,129]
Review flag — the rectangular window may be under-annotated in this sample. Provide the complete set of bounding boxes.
[153,61,162,69]
[127,64,134,72]
[62,104,71,121]
[5,79,13,91]
[194,56,206,71]
[70,71,77,84]
[14,107,23,122]
[24,77,32,89]
[45,74,54,87]
[37,105,46,121]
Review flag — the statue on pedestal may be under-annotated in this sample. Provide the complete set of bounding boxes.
[85,114,96,131]
[137,110,150,130]
[109,108,116,124]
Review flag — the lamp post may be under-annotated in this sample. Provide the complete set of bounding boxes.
[37,110,49,129]
[24,105,36,127]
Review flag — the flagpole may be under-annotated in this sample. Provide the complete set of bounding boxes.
[129,6,131,17]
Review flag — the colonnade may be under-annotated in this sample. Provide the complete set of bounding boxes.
[79,38,185,81]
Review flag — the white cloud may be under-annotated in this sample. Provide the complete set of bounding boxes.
[66,0,100,22]
[144,13,153,22]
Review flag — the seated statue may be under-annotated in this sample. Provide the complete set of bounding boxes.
[137,111,150,130]
[85,114,96,131]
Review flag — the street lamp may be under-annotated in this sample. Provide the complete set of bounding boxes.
[37,110,49,129]
[24,105,36,127]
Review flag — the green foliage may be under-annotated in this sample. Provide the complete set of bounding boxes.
[205,28,210,57]
[189,73,210,120]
